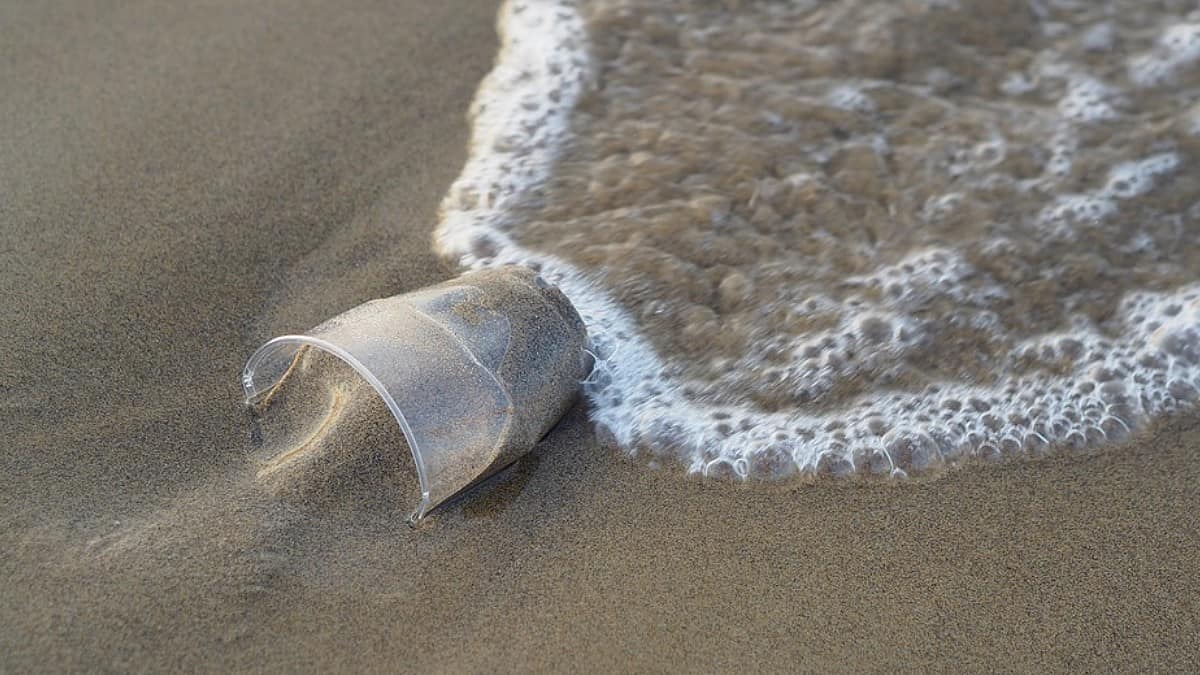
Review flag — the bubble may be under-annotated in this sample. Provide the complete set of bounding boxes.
[815,451,856,477]
[1081,23,1115,53]
[884,432,945,472]
[866,449,893,475]
[1160,329,1200,364]
[1168,379,1199,402]
[703,457,746,479]
[1058,76,1119,122]
[1128,23,1200,86]
[748,444,797,478]
[1104,154,1180,199]
[866,416,889,436]
[827,85,875,112]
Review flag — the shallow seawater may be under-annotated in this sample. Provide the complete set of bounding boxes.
[437,0,1200,479]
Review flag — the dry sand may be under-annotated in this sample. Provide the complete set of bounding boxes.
[2,0,1198,671]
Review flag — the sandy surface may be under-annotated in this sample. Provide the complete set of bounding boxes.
[2,0,1198,671]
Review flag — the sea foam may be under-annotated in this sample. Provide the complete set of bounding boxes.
[436,0,1200,479]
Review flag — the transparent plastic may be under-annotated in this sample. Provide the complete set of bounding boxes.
[241,267,589,522]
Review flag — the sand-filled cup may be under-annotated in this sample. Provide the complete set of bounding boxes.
[241,267,590,522]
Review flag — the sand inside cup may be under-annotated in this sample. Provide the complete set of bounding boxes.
[252,348,424,509]
[440,267,590,469]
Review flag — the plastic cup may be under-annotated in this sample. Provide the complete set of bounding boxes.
[241,267,590,522]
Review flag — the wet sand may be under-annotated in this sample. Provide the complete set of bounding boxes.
[1,0,1198,671]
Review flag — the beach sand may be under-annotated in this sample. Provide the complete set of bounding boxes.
[2,0,1198,671]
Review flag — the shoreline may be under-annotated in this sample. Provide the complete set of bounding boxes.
[2,0,1198,671]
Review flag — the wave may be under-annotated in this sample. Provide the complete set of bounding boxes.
[435,0,1200,478]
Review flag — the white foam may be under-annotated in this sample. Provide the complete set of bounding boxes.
[1188,105,1200,137]
[827,85,876,113]
[435,3,586,257]
[1037,151,1180,236]
[1128,22,1200,87]
[1058,75,1119,122]
[1001,72,1038,96]
[436,0,1200,480]
[1080,22,1115,53]
[1105,153,1181,199]
[1042,127,1078,181]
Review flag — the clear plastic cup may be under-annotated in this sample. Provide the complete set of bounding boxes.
[241,267,590,522]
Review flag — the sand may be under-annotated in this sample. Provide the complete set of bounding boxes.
[1,0,1198,671]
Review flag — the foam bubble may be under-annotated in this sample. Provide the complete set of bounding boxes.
[1105,153,1181,199]
[1058,75,1119,122]
[827,85,875,113]
[1128,22,1200,87]
[1080,22,1115,53]
[1037,152,1180,236]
